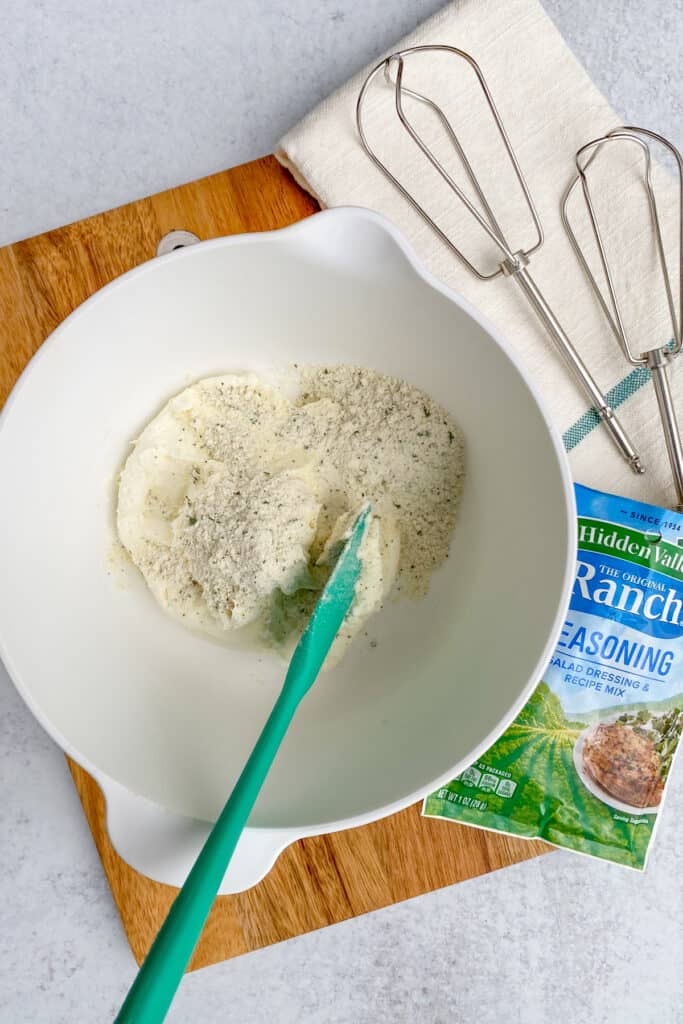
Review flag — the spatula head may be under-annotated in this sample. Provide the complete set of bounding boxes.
[283,504,371,695]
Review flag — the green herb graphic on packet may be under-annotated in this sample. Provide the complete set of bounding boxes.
[423,484,683,869]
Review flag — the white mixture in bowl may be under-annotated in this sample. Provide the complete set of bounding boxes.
[117,365,465,665]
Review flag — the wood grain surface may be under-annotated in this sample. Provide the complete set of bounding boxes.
[0,155,549,969]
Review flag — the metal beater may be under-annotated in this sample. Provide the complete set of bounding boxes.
[562,127,683,511]
[356,44,644,474]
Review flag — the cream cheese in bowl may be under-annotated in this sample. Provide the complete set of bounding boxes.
[117,365,465,666]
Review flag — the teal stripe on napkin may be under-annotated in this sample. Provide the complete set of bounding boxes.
[562,340,674,452]
[562,366,651,451]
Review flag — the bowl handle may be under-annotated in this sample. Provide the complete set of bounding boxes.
[98,775,296,894]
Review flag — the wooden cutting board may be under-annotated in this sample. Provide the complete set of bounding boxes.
[0,155,550,969]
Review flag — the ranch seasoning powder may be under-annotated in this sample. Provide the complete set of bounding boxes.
[423,484,683,869]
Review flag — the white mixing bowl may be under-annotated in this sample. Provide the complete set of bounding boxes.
[0,208,575,891]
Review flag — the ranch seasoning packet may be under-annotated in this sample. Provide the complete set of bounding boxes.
[423,483,683,869]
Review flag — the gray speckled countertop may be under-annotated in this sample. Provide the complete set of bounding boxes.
[1,2,682,1022]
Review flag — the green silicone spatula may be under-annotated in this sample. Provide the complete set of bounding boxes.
[114,504,371,1024]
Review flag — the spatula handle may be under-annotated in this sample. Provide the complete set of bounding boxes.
[114,505,369,1023]
[114,684,299,1024]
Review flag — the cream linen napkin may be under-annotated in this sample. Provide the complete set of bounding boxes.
[277,0,680,508]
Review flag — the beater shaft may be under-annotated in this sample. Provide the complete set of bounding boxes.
[513,267,643,472]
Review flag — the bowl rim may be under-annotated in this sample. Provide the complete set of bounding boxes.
[0,205,577,834]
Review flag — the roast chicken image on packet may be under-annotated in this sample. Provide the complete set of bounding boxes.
[424,484,683,869]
